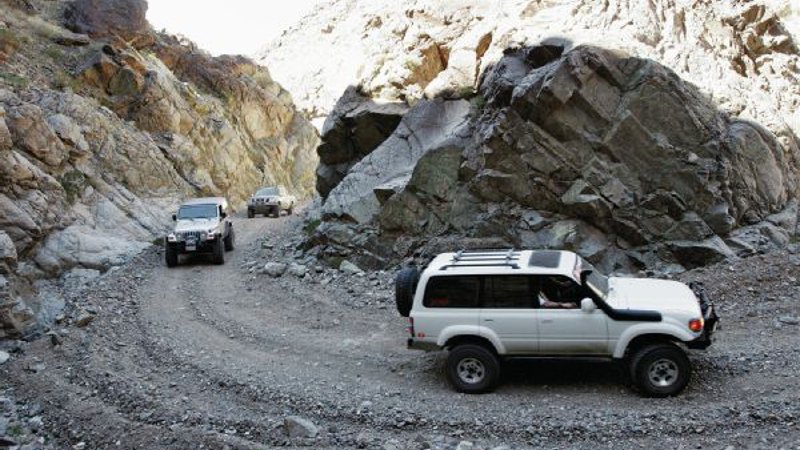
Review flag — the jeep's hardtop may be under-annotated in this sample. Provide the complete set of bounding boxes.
[181,197,228,208]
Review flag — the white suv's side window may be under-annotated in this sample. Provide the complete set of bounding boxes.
[423,276,480,308]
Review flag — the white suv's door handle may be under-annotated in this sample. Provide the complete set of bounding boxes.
[542,319,554,324]
[483,319,494,322]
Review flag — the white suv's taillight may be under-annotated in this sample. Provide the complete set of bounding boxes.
[688,318,704,332]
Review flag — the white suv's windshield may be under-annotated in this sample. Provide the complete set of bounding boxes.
[256,187,279,196]
[177,204,218,220]
[579,257,609,298]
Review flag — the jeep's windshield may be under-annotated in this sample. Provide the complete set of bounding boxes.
[177,204,218,220]
[256,187,278,196]
[578,257,609,298]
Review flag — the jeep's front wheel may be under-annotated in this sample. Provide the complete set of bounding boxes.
[212,239,225,265]
[287,203,294,215]
[630,343,690,397]
[165,244,178,268]
[446,344,500,394]
[247,208,255,219]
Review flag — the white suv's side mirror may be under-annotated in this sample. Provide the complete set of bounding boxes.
[581,298,596,313]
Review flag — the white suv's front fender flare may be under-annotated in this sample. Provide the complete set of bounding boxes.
[613,323,696,358]
[437,325,507,355]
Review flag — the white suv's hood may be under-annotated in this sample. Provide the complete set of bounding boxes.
[609,278,701,315]
[174,218,219,233]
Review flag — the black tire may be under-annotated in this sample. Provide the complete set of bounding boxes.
[271,207,279,218]
[629,343,691,397]
[165,244,178,268]
[247,209,254,219]
[212,238,225,265]
[224,227,235,251]
[287,203,294,215]
[394,266,419,317]
[446,344,501,394]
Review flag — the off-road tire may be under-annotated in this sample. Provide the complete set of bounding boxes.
[247,209,254,219]
[446,344,501,394]
[165,244,178,268]
[395,266,419,317]
[224,227,235,252]
[212,239,225,265]
[287,203,294,215]
[271,207,279,218]
[630,343,691,397]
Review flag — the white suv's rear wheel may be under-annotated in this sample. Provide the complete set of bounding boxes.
[446,344,500,394]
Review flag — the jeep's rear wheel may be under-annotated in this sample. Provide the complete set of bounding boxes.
[446,344,500,394]
[630,343,690,397]
[224,228,235,251]
[165,244,178,268]
[394,266,419,317]
[212,239,225,265]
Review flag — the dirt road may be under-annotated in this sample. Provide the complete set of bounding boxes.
[2,213,800,449]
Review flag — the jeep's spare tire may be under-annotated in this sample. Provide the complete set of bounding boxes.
[395,266,419,317]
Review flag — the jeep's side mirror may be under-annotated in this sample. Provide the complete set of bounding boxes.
[580,269,593,285]
[172,214,177,221]
[221,212,227,219]
[581,298,596,313]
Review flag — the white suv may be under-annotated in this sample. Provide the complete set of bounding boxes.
[395,249,718,396]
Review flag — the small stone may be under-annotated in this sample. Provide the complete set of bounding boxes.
[284,415,318,438]
[339,260,363,275]
[28,415,43,431]
[778,316,799,325]
[0,350,8,365]
[263,262,287,277]
[287,263,307,277]
[75,310,95,327]
[455,441,474,450]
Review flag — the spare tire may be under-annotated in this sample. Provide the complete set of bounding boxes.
[395,266,420,317]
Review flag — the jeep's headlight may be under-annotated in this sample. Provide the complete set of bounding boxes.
[167,233,177,242]
[205,229,216,240]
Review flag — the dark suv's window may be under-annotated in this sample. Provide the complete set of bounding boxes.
[424,276,480,308]
[483,276,535,309]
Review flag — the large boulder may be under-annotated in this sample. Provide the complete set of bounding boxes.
[316,86,407,198]
[322,98,471,224]
[63,0,150,45]
[311,44,800,272]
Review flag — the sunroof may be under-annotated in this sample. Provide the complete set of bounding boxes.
[528,250,561,268]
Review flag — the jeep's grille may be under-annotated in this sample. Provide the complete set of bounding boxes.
[177,231,203,242]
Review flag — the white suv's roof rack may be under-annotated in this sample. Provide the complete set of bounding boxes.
[439,248,521,270]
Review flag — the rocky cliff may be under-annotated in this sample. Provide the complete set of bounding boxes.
[0,0,318,338]
[260,0,800,272]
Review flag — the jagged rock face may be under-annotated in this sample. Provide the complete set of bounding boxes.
[309,45,800,273]
[0,0,319,338]
[316,86,408,198]
[261,0,799,144]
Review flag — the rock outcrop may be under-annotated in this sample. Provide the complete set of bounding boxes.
[306,45,800,274]
[0,0,318,338]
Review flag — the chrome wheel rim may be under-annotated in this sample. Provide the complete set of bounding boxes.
[648,358,679,387]
[456,358,485,384]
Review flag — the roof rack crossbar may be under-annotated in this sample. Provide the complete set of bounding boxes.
[440,262,520,270]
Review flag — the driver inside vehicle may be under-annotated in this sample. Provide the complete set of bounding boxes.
[537,276,581,309]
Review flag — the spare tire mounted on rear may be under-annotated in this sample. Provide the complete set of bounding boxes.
[395,266,419,317]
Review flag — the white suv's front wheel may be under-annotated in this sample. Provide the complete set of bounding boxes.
[446,344,500,394]
[630,343,691,397]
